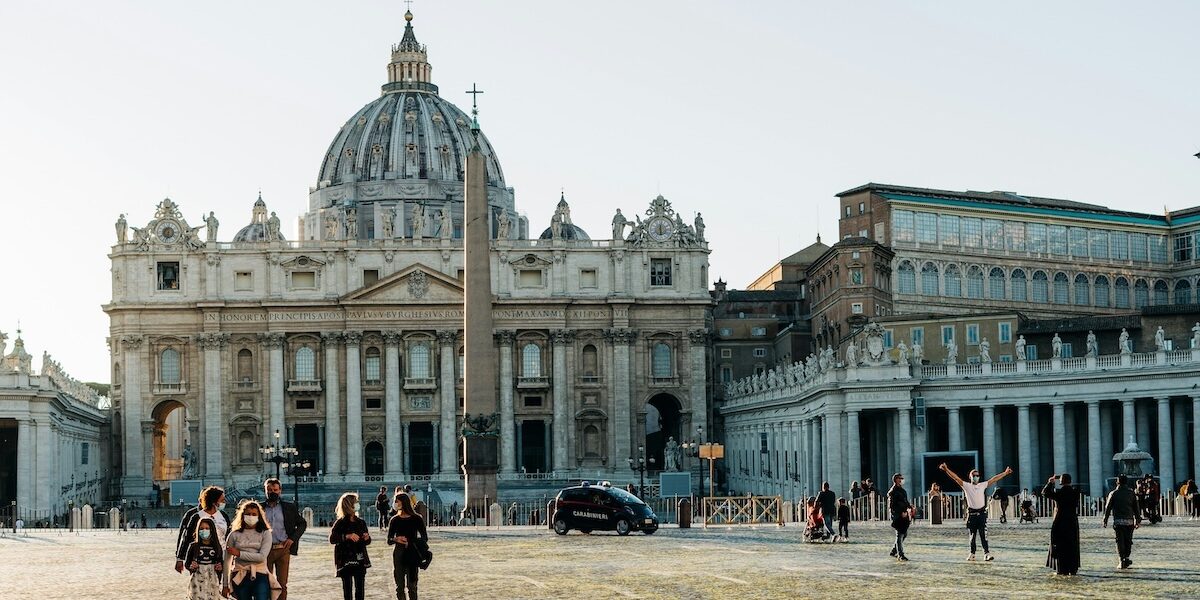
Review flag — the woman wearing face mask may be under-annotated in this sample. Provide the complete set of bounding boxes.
[176,486,231,574]
[330,493,372,600]
[222,500,278,600]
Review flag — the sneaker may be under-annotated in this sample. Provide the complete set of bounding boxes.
[984,553,994,562]
[1123,558,1133,568]
[967,553,976,562]
[889,548,897,557]
[898,555,909,562]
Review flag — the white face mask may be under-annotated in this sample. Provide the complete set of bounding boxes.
[971,475,981,483]
[243,515,259,527]
[217,502,226,511]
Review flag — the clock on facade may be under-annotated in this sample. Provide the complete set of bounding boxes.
[155,219,181,244]
[647,216,674,242]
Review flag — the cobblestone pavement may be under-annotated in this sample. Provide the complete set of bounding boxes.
[1,518,1199,599]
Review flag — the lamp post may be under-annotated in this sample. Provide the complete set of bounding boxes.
[260,429,298,480]
[10,500,16,533]
[627,445,655,499]
[283,459,312,505]
[121,498,127,531]
[680,426,705,498]
[68,500,75,532]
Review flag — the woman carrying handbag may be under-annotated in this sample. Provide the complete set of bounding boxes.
[387,493,430,600]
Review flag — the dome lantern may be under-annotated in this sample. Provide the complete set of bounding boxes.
[385,10,437,94]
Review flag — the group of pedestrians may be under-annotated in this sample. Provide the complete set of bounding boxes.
[174,480,431,600]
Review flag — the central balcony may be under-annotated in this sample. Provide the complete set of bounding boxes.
[287,378,323,393]
[517,376,551,390]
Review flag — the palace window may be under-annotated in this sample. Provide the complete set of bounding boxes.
[1049,226,1068,256]
[159,348,181,384]
[652,343,673,378]
[897,261,916,294]
[650,259,672,286]
[961,218,982,247]
[941,326,955,346]
[1060,343,1074,358]
[753,347,767,358]
[938,215,959,246]
[944,264,961,297]
[850,268,863,285]
[966,324,979,345]
[1174,232,1194,262]
[1114,277,1130,309]
[892,210,915,243]
[911,327,924,348]
[1069,227,1089,257]
[858,202,865,214]
[921,263,939,296]
[1027,223,1048,253]
[1090,230,1110,259]
[967,266,984,299]
[1032,271,1049,303]
[916,212,938,244]
[720,365,733,383]
[1004,221,1025,252]
[364,347,381,385]
[1094,276,1110,307]
[1150,236,1168,263]
[720,348,732,358]
[409,343,431,379]
[295,347,315,381]
[1074,274,1090,305]
[998,322,1012,344]
[157,262,180,291]
[751,327,767,336]
[1153,280,1169,305]
[1134,280,1149,309]
[521,343,542,378]
[1111,231,1129,260]
[983,219,1004,251]
[883,329,893,348]
[1010,269,1027,302]
[845,205,851,217]
[851,302,864,314]
[1130,233,1149,262]
[1053,273,1069,304]
[1175,280,1192,305]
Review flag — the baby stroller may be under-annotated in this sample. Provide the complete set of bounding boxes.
[1019,499,1038,524]
[804,510,830,543]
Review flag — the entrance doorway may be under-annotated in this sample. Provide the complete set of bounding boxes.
[645,394,682,471]
[409,422,435,475]
[520,420,547,473]
[0,419,15,506]
[365,442,385,477]
[293,424,320,475]
[151,400,189,482]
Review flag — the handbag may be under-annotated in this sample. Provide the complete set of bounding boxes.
[415,536,433,570]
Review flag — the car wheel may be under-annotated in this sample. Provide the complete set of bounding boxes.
[642,527,657,535]
[553,519,569,535]
[615,519,631,536]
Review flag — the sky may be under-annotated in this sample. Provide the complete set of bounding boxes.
[1,1,1198,383]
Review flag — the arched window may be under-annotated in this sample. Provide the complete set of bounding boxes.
[1153,280,1169,305]
[1175,280,1192,305]
[364,347,381,384]
[652,343,673,378]
[581,344,599,377]
[1134,279,1149,309]
[1032,271,1049,303]
[295,347,315,381]
[1094,276,1110,307]
[988,267,1005,300]
[237,349,253,382]
[966,266,984,299]
[409,343,431,379]
[1053,273,1070,304]
[1010,269,1027,302]
[920,262,939,296]
[944,264,962,297]
[521,343,542,378]
[897,261,916,294]
[1114,277,1130,309]
[160,348,180,384]
[1073,274,1090,305]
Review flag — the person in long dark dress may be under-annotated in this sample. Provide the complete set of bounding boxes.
[329,493,372,600]
[1042,473,1081,575]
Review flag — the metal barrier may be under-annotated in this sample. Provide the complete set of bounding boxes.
[702,495,784,527]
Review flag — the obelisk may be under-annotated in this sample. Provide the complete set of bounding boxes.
[462,86,499,509]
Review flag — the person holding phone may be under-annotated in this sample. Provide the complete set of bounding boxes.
[1042,473,1081,575]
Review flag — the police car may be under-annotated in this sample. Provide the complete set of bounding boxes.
[551,481,659,536]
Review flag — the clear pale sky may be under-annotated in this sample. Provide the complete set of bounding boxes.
[1,1,1197,382]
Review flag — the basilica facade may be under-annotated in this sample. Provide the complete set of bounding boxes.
[105,11,711,499]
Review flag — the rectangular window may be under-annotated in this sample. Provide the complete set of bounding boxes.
[456,269,465,281]
[983,219,1005,250]
[365,397,382,410]
[998,322,1012,343]
[720,348,732,358]
[938,215,959,246]
[892,210,915,243]
[1173,232,1194,262]
[719,328,732,337]
[845,205,851,217]
[1004,221,1026,252]
[234,271,253,291]
[967,356,980,364]
[1049,225,1068,256]
[911,327,924,348]
[858,202,865,214]
[1088,230,1108,259]
[295,398,316,410]
[579,268,598,288]
[883,329,893,348]
[365,354,381,383]
[941,325,955,346]
[290,271,316,289]
[1025,344,1038,361]
[1130,232,1148,261]
[760,433,769,454]
[362,269,380,286]
[1027,223,1048,253]
[1111,231,1129,260]
[720,365,733,383]
[915,212,938,244]
[157,262,180,291]
[523,396,543,408]
[966,324,980,345]
[998,355,1013,363]
[518,269,543,287]
[750,327,767,336]
[1060,343,1073,358]
[1069,227,1089,257]
[650,259,672,286]
[851,302,864,314]
[961,218,982,247]
[81,442,89,465]
[1150,235,1168,263]
[753,348,767,358]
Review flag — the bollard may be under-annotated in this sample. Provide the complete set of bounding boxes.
[546,500,556,528]
[678,498,692,528]
[108,508,121,530]
[302,507,314,527]
[488,503,502,528]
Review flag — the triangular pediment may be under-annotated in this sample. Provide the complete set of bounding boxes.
[345,264,463,303]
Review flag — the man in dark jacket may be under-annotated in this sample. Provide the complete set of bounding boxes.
[887,472,913,561]
[1102,474,1142,569]
[174,486,230,573]
[262,478,308,600]
[374,486,390,531]
[816,482,838,541]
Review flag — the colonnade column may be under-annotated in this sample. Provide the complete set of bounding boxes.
[436,330,458,475]
[1156,397,1175,492]
[197,333,227,478]
[344,331,364,479]
[826,411,843,491]
[1193,395,1200,484]
[608,329,636,470]
[321,332,342,476]
[1099,403,1115,483]
[1017,404,1032,492]
[495,331,516,474]
[550,330,573,472]
[16,419,32,510]
[846,410,861,487]
[800,420,811,494]
[1052,402,1066,476]
[265,333,286,444]
[947,407,962,452]
[982,406,997,477]
[383,331,402,479]
[34,419,52,512]
[1122,398,1136,446]
[813,417,823,486]
[897,408,912,484]
[1086,400,1102,497]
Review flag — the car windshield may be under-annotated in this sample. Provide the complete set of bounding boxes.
[606,487,645,505]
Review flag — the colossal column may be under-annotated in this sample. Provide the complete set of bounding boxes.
[383,331,403,479]
[826,411,843,490]
[1086,400,1102,497]
[197,333,228,478]
[550,329,573,472]
[264,333,286,443]
[897,407,912,484]
[846,410,861,486]
[322,332,343,475]
[16,419,32,510]
[608,328,636,469]
[1156,397,1174,492]
[495,331,516,474]
[687,329,708,435]
[1017,404,1032,492]
[982,405,997,477]
[344,331,364,478]
[120,335,146,493]
[1194,395,1200,485]
[947,407,962,452]
[1052,402,1066,476]
[436,330,458,475]
[35,418,53,512]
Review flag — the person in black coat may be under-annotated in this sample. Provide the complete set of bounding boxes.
[887,473,913,561]
[1043,473,1081,575]
[388,493,430,600]
[329,493,372,600]
[175,486,231,573]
